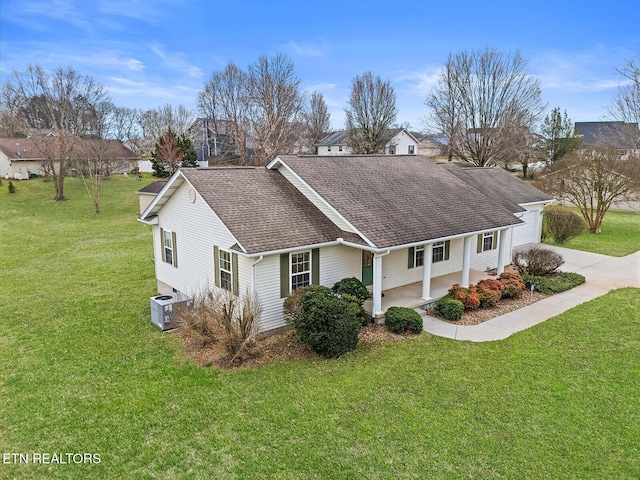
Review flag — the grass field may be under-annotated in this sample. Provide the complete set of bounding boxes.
[1,177,639,479]
[543,208,639,257]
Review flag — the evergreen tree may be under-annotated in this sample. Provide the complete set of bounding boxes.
[540,107,581,164]
[151,129,182,178]
[178,134,198,168]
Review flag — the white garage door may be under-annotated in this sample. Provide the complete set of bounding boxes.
[512,210,538,246]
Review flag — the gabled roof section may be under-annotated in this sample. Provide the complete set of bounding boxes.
[0,137,139,160]
[275,155,523,248]
[574,121,640,149]
[141,167,367,254]
[317,131,348,146]
[441,163,553,212]
[137,181,167,195]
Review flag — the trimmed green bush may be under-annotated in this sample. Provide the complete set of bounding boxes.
[544,206,586,244]
[384,306,423,334]
[333,277,371,325]
[434,297,464,321]
[523,272,586,294]
[332,277,370,305]
[295,285,361,358]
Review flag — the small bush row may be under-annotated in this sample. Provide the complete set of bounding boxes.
[434,270,526,321]
[523,272,585,294]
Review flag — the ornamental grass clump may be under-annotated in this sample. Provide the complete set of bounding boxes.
[513,246,564,277]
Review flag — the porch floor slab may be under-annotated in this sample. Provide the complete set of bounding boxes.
[364,269,490,314]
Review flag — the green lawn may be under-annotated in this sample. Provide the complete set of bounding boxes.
[1,177,639,479]
[543,208,640,257]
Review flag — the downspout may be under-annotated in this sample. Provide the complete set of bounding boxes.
[252,255,264,292]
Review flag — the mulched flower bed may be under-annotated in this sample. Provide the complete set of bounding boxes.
[425,290,548,326]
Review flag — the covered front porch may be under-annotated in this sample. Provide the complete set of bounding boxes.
[363,269,490,315]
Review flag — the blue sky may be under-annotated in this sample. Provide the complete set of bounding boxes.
[1,0,639,131]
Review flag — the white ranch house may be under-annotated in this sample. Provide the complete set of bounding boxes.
[138,155,552,334]
[316,128,420,156]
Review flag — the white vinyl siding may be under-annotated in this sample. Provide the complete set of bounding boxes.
[254,245,361,333]
[154,181,250,299]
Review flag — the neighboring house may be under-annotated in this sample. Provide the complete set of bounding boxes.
[137,181,167,214]
[417,133,448,159]
[574,121,640,153]
[139,155,552,334]
[0,137,139,179]
[316,128,420,155]
[189,118,251,164]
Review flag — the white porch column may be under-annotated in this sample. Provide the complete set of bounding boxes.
[497,229,507,275]
[461,235,473,287]
[421,243,433,300]
[372,254,384,317]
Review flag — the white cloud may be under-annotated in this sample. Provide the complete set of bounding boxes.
[150,44,204,79]
[285,40,328,58]
[394,66,442,96]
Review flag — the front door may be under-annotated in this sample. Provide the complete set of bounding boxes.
[362,250,374,286]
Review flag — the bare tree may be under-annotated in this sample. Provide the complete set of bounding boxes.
[536,148,640,233]
[426,48,544,166]
[1,65,109,200]
[303,92,331,153]
[610,58,640,126]
[137,104,195,158]
[344,72,397,154]
[197,62,250,164]
[540,107,581,165]
[246,53,305,164]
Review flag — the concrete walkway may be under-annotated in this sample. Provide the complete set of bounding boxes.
[421,245,640,342]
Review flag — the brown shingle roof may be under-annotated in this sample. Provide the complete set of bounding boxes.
[180,168,365,254]
[0,137,138,160]
[138,181,167,194]
[441,163,553,212]
[276,155,523,248]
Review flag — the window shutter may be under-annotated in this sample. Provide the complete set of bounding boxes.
[171,231,178,268]
[408,247,415,269]
[280,253,289,298]
[159,228,165,263]
[311,248,320,285]
[444,240,450,261]
[232,253,239,296]
[492,231,498,250]
[213,246,220,288]
[477,234,483,253]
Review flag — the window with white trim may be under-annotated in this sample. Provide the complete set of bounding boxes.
[163,230,174,266]
[327,145,332,152]
[482,232,494,252]
[291,251,311,291]
[338,145,343,152]
[389,145,396,154]
[432,241,445,263]
[415,245,425,267]
[408,145,415,154]
[219,249,233,291]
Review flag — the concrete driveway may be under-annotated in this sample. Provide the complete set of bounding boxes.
[421,245,640,342]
